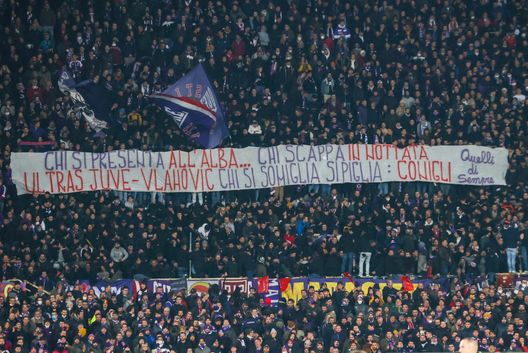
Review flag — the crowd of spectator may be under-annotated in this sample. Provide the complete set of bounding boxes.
[0,0,526,281]
[1,275,528,353]
[1,184,528,283]
[0,0,527,351]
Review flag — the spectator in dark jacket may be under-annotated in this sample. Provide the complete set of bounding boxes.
[501,221,520,273]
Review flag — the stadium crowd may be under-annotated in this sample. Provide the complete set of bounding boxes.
[1,276,528,353]
[0,0,527,351]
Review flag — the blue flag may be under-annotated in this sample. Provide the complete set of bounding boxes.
[150,64,229,148]
[58,69,112,132]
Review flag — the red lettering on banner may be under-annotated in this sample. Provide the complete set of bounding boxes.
[190,169,202,190]
[181,170,189,190]
[140,169,154,190]
[10,145,482,194]
[163,169,193,191]
[100,169,131,191]
[74,170,84,191]
[45,171,56,192]
[175,169,189,191]
[408,162,417,180]
[45,170,83,193]
[109,169,120,189]
[417,161,429,180]
[89,169,98,190]
[372,145,383,160]
[397,161,407,180]
[348,145,360,160]
[430,161,451,182]
[37,173,43,192]
[23,172,31,193]
[24,172,40,193]
[365,144,408,160]
[432,161,441,181]
[209,150,219,168]
[201,149,238,169]
[187,152,196,167]
[228,149,239,168]
[66,171,75,192]
[163,171,172,191]
[377,144,384,159]
[98,169,110,190]
[419,146,429,160]
[121,169,131,191]
[397,146,429,161]
[201,151,211,168]
[205,169,214,190]
[397,161,451,182]
[56,171,65,192]
[365,145,374,160]
[168,152,177,168]
[168,151,195,169]
[401,148,412,160]
[154,169,213,191]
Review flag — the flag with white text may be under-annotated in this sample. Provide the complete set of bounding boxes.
[150,64,229,148]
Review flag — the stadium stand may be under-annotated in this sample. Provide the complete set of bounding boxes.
[0,0,527,352]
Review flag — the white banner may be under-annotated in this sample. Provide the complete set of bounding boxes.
[11,144,509,194]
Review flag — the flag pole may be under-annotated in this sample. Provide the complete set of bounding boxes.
[189,230,192,278]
